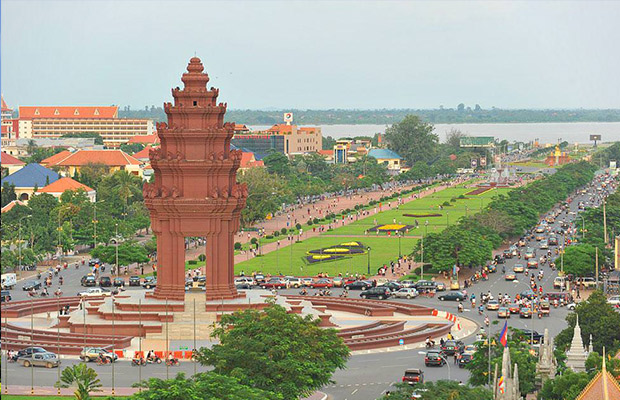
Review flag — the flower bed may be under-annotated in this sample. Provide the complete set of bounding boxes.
[368,224,414,233]
[465,187,492,196]
[403,213,442,218]
[304,254,348,264]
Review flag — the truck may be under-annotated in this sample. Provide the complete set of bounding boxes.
[1,273,17,290]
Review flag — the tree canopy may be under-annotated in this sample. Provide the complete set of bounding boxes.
[384,115,439,166]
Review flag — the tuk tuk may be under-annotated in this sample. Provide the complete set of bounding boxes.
[539,300,550,317]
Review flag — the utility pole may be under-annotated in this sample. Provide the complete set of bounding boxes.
[420,234,424,281]
[115,223,119,275]
[603,199,608,244]
[595,246,599,287]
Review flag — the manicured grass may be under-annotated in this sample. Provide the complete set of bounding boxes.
[1,397,128,400]
[234,235,418,276]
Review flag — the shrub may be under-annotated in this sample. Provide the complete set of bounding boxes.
[266,235,274,239]
[458,194,466,199]
[313,218,320,224]
[188,260,198,265]
[281,228,287,235]
[198,254,206,262]
[234,242,242,250]
[273,231,280,237]
[250,238,258,245]
[307,220,313,226]
[295,223,302,230]
[442,201,451,207]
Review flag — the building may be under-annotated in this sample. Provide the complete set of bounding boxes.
[535,328,557,388]
[41,149,143,177]
[575,348,620,400]
[17,106,154,148]
[333,139,371,164]
[127,134,160,145]
[367,148,404,174]
[238,151,264,173]
[1,199,27,213]
[1,163,60,201]
[566,315,590,372]
[1,96,19,147]
[544,144,571,166]
[1,151,26,176]
[37,177,96,202]
[3,137,102,157]
[132,145,153,162]
[231,124,322,158]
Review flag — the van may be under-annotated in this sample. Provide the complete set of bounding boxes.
[546,292,572,303]
[553,277,566,289]
[1,273,17,290]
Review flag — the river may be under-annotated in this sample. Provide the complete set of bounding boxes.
[250,122,620,144]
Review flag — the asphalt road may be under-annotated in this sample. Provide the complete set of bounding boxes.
[2,171,615,400]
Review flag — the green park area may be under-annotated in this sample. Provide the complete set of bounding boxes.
[234,185,511,276]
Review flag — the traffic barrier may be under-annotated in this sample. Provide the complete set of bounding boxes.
[183,351,193,359]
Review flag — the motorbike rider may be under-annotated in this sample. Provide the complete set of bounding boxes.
[146,350,155,362]
[425,335,435,348]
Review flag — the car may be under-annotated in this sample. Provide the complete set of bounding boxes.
[518,239,527,247]
[502,249,513,259]
[88,258,101,267]
[235,281,252,290]
[458,353,474,368]
[540,240,549,249]
[535,226,545,233]
[441,340,464,355]
[360,287,391,300]
[437,291,466,301]
[310,279,333,289]
[509,246,519,257]
[99,276,112,287]
[81,275,97,287]
[80,347,118,363]
[580,277,597,289]
[527,260,538,269]
[128,276,141,286]
[261,278,286,289]
[378,281,403,292]
[345,280,372,290]
[513,264,525,273]
[553,277,566,289]
[520,290,537,300]
[566,302,577,310]
[449,280,460,290]
[301,277,314,287]
[142,277,157,289]
[22,281,42,291]
[78,288,111,297]
[254,274,266,284]
[17,352,60,368]
[234,277,255,287]
[508,304,521,314]
[399,280,416,288]
[486,299,500,311]
[607,295,620,306]
[435,282,446,291]
[1,290,12,303]
[113,277,125,287]
[15,347,48,359]
[518,329,543,344]
[494,255,505,264]
[497,307,511,318]
[519,307,532,318]
[332,277,344,287]
[524,247,536,259]
[424,350,446,367]
[392,287,418,299]
[414,280,437,291]
[535,234,545,241]
[283,277,303,288]
[463,344,477,354]
[402,368,424,384]
[504,273,516,281]
[548,236,559,246]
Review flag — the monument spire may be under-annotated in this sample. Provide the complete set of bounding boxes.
[566,314,589,372]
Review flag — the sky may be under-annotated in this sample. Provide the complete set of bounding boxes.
[1,0,620,110]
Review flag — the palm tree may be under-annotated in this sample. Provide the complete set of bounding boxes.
[55,363,102,400]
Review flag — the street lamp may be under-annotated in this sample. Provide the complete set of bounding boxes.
[115,223,119,276]
[398,232,402,258]
[93,199,105,249]
[18,215,32,276]
[577,214,585,239]
[366,247,371,275]
[425,220,429,237]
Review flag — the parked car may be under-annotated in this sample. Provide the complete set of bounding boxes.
[17,352,60,368]
[301,277,314,287]
[15,347,48,359]
[606,295,620,306]
[497,307,511,318]
[310,279,333,289]
[282,276,302,288]
[378,281,403,292]
[332,277,344,287]
[513,264,525,273]
[553,277,567,289]
[435,282,446,291]
[142,277,157,289]
[458,353,474,368]
[441,340,464,355]
[438,291,466,301]
[402,368,424,384]
[360,287,391,300]
[22,281,42,291]
[99,276,112,287]
[519,307,532,318]
[486,299,500,311]
[254,274,266,284]
[579,277,597,289]
[128,276,141,286]
[424,350,446,367]
[234,277,255,287]
[399,280,416,288]
[78,288,111,297]
[113,277,125,287]
[80,347,117,363]
[81,275,97,287]
[261,278,286,289]
[414,280,437,291]
[392,288,418,299]
[1,290,12,303]
[345,280,372,290]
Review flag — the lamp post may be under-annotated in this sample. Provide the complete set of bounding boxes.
[93,200,105,249]
[577,214,585,239]
[398,232,402,258]
[421,232,425,281]
[367,247,371,275]
[115,223,119,276]
[425,220,429,237]
[18,215,32,277]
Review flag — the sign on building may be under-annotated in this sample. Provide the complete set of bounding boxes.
[471,159,478,168]
[480,156,487,167]
[283,112,293,124]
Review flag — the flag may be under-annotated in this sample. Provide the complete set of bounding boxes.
[499,320,508,347]
[498,375,505,394]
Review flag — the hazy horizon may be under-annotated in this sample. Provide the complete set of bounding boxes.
[2,1,620,110]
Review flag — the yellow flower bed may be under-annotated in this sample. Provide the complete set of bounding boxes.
[323,248,349,253]
[377,224,406,231]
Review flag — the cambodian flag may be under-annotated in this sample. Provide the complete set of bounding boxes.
[498,375,505,394]
[499,320,508,347]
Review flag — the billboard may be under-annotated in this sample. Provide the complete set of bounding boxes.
[460,136,495,148]
[590,134,601,141]
[471,159,478,168]
[283,112,293,124]
[480,156,487,167]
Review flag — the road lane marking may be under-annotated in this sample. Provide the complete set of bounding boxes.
[351,389,358,395]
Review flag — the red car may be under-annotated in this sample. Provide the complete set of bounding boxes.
[527,260,538,269]
[310,279,333,289]
[261,278,286,289]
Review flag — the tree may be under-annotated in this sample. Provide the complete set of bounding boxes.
[380,380,492,400]
[120,142,145,155]
[55,363,102,400]
[61,132,104,145]
[384,115,439,166]
[445,128,467,154]
[76,162,109,189]
[322,135,336,150]
[91,240,149,267]
[562,244,597,276]
[418,226,493,272]
[237,167,289,226]
[555,291,620,355]
[195,303,349,399]
[263,151,291,176]
[457,103,465,112]
[1,181,17,207]
[538,369,591,400]
[131,372,281,400]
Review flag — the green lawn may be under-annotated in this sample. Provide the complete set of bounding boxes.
[1,397,128,400]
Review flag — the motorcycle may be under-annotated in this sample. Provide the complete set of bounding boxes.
[165,358,180,367]
[132,358,146,366]
[146,356,162,364]
[96,357,112,366]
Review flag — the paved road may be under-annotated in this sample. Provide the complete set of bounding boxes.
[2,171,615,399]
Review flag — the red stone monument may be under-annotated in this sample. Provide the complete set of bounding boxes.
[144,57,247,301]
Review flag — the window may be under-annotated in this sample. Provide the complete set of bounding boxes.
[193,101,197,106]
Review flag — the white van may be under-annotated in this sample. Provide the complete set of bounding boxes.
[553,276,566,290]
[1,273,17,290]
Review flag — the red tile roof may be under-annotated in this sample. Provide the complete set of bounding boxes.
[234,124,250,131]
[1,200,26,214]
[1,95,10,112]
[132,146,153,160]
[267,124,294,134]
[128,134,160,144]
[40,150,73,167]
[575,369,620,400]
[240,152,264,169]
[45,150,141,167]
[318,149,333,156]
[19,106,118,119]
[1,152,25,165]
[39,177,94,193]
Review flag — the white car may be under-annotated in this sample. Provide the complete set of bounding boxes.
[283,276,302,288]
[392,288,418,299]
[234,277,255,286]
[399,280,416,288]
[77,288,111,297]
[607,296,620,306]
